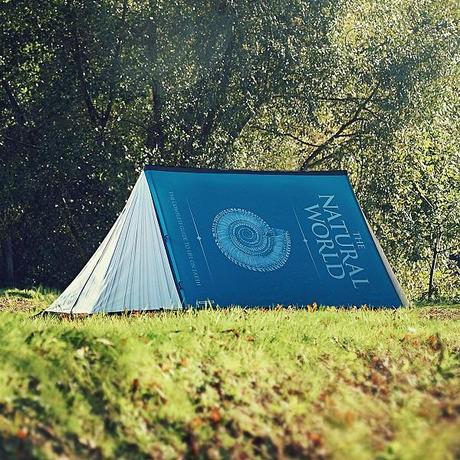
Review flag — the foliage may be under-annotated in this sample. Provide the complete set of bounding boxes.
[347,74,460,301]
[0,290,459,459]
[0,0,459,299]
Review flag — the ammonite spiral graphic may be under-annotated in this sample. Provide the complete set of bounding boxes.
[212,208,291,272]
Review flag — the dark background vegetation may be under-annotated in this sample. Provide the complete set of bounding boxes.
[1,0,459,300]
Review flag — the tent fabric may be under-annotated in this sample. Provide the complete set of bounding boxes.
[47,167,407,313]
[362,216,408,307]
[144,166,407,308]
[46,173,181,314]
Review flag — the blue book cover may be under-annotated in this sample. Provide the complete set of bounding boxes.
[145,167,405,308]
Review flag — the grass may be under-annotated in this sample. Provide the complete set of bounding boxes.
[0,287,57,312]
[0,290,459,459]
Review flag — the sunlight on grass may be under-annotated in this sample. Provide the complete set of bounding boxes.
[0,289,458,459]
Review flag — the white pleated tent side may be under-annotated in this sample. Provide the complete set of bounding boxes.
[46,173,182,314]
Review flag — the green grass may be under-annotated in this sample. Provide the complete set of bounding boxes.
[0,290,459,459]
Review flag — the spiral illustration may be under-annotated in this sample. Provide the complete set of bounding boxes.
[212,208,291,272]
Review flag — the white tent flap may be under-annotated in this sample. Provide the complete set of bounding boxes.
[46,173,181,314]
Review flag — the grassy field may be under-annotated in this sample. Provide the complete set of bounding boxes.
[0,289,459,460]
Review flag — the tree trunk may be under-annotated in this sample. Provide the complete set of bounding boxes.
[145,80,165,157]
[427,237,439,300]
[3,236,14,285]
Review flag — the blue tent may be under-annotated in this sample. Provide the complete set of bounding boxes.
[47,167,407,314]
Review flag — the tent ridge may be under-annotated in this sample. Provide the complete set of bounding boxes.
[143,165,348,176]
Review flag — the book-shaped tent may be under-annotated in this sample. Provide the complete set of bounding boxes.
[46,167,407,314]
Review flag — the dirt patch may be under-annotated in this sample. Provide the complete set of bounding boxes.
[421,307,460,321]
[0,298,38,313]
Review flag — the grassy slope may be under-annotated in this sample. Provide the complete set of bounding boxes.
[0,290,459,460]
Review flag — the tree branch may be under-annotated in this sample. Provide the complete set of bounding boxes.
[300,84,380,170]
[144,12,167,159]
[1,79,28,127]
[70,19,101,126]
[1,134,38,149]
[101,0,128,127]
[198,14,236,151]
[253,124,319,148]
[306,136,358,169]
[1,79,38,147]
[145,79,165,153]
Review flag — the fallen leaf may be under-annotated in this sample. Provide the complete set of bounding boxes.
[155,386,167,403]
[96,338,113,346]
[209,407,222,423]
[75,347,87,359]
[16,428,28,440]
[159,362,171,372]
[131,378,140,394]
[345,410,356,425]
[427,334,442,352]
[190,417,202,429]
[307,431,323,447]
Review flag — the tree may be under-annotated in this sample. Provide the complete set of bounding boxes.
[1,0,458,298]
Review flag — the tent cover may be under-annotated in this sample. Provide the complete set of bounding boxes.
[47,166,407,314]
